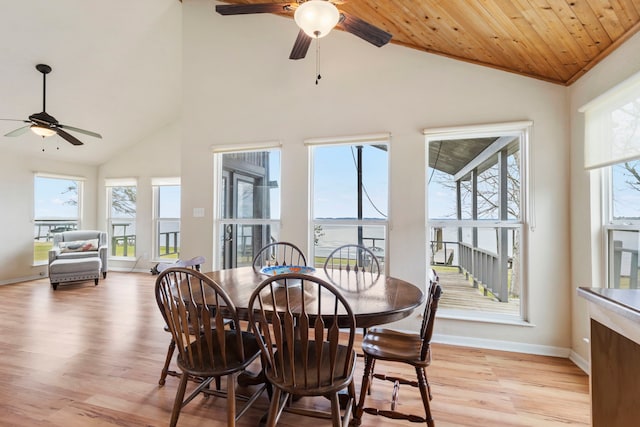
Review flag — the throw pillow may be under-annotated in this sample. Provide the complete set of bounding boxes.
[59,239,99,253]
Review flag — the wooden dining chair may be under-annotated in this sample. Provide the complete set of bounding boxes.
[323,244,382,346]
[158,257,221,386]
[322,244,381,293]
[155,267,266,427]
[353,269,442,427]
[248,272,357,427]
[252,241,307,272]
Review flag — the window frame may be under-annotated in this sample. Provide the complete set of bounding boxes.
[105,178,137,260]
[602,164,640,288]
[424,121,532,323]
[306,133,390,272]
[212,144,282,270]
[152,177,181,261]
[33,173,84,265]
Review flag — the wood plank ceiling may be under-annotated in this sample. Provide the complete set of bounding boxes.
[212,0,640,85]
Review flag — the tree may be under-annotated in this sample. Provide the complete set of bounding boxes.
[62,183,136,216]
[430,147,522,299]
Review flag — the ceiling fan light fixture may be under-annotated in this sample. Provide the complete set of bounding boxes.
[30,124,56,138]
[294,0,340,38]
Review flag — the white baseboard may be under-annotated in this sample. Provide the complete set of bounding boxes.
[109,267,150,274]
[0,274,46,286]
[432,333,572,358]
[569,350,590,374]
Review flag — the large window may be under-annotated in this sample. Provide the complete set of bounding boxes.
[153,178,180,260]
[425,122,531,321]
[106,179,137,259]
[213,147,281,270]
[308,134,389,270]
[33,174,82,264]
[581,71,640,289]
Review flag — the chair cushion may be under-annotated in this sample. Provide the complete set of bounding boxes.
[49,257,101,274]
[59,239,99,253]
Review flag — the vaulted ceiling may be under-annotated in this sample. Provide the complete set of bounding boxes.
[216,0,640,85]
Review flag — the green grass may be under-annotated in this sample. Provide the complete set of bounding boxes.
[34,241,53,263]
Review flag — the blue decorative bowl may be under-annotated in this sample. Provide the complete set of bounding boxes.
[259,265,316,276]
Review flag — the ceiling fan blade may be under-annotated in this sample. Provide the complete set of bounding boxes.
[0,118,30,123]
[338,12,392,47]
[215,3,292,15]
[56,128,84,146]
[58,124,102,139]
[289,29,312,60]
[4,125,31,137]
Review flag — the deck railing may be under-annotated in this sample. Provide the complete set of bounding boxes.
[612,240,639,288]
[431,239,510,302]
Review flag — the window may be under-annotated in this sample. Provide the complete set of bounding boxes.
[153,178,181,260]
[425,122,531,321]
[213,146,281,270]
[581,70,640,289]
[308,134,389,270]
[33,174,82,264]
[106,178,137,259]
[604,162,640,288]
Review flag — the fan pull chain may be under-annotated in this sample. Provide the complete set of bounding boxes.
[315,34,321,85]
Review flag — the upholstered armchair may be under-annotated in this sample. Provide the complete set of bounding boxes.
[48,230,108,290]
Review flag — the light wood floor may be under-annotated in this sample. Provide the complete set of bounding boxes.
[0,272,590,426]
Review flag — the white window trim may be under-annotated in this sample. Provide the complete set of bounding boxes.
[212,147,282,270]
[308,134,391,272]
[424,121,532,323]
[152,180,181,261]
[106,181,137,260]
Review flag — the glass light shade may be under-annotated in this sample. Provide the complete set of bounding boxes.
[294,0,340,38]
[31,125,57,137]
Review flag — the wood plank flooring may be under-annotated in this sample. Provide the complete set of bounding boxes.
[0,272,590,426]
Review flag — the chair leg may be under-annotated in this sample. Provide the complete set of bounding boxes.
[329,392,341,427]
[266,387,282,427]
[227,372,237,427]
[159,339,176,386]
[416,367,434,427]
[94,278,99,286]
[170,370,189,427]
[353,355,375,425]
[367,359,376,395]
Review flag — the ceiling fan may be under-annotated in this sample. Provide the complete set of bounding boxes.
[215,0,392,60]
[1,64,102,146]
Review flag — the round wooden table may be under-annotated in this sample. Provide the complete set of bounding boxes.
[204,266,425,329]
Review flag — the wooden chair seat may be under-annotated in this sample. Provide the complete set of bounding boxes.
[361,327,431,368]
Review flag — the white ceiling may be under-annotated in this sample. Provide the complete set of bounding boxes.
[0,0,182,165]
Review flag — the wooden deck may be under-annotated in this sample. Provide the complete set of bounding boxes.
[433,267,521,316]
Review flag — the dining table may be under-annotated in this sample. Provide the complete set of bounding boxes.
[202,265,426,329]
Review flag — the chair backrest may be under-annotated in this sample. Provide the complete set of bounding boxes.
[322,244,381,292]
[252,241,307,272]
[54,230,107,248]
[419,269,443,361]
[155,267,245,372]
[248,273,356,391]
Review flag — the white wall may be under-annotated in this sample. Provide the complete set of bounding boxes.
[568,31,640,364]
[0,151,97,284]
[181,0,571,353]
[98,120,181,272]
